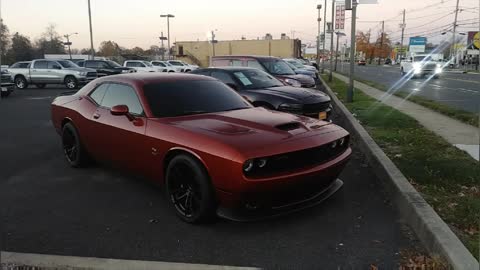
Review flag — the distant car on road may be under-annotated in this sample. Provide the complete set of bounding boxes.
[400,55,442,78]
[1,69,15,97]
[191,67,332,120]
[358,59,366,66]
[150,61,177,72]
[384,58,392,65]
[50,73,351,223]
[123,60,160,73]
[212,55,316,88]
[9,59,97,89]
[77,60,136,77]
[166,60,199,72]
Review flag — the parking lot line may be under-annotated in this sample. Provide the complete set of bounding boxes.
[0,251,260,270]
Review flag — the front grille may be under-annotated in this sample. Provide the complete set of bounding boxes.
[246,136,349,178]
[424,63,436,70]
[303,101,331,114]
[1,75,12,83]
[86,72,97,78]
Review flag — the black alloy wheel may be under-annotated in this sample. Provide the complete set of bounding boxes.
[165,154,215,223]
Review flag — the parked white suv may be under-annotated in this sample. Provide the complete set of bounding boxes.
[151,61,177,72]
[123,60,160,73]
[167,60,199,72]
[400,55,443,79]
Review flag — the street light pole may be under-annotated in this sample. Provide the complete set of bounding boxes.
[159,32,167,60]
[64,33,78,60]
[316,4,322,68]
[87,0,95,60]
[160,14,175,59]
[334,32,345,71]
[321,0,327,73]
[450,0,460,65]
[347,0,358,103]
[328,0,335,82]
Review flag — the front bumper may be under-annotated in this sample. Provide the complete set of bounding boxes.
[279,103,333,120]
[215,147,351,221]
[1,83,15,94]
[78,76,97,84]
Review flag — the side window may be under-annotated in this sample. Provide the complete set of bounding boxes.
[89,84,109,105]
[231,60,243,67]
[98,62,110,69]
[47,61,61,69]
[101,84,143,115]
[138,62,146,67]
[211,71,236,85]
[247,60,265,71]
[85,61,98,69]
[33,61,48,69]
[125,62,135,67]
[77,61,85,67]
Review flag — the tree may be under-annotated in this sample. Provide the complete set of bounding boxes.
[6,33,34,63]
[97,40,122,57]
[0,19,10,61]
[373,33,392,60]
[80,48,94,55]
[34,24,66,56]
[130,46,145,56]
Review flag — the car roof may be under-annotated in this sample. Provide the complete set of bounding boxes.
[95,73,216,85]
[212,55,280,60]
[196,67,258,72]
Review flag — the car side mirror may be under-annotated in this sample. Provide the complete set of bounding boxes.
[226,83,238,91]
[110,104,135,121]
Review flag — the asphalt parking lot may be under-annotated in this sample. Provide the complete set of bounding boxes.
[0,87,424,269]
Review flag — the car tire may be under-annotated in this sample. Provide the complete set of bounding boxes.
[433,75,439,79]
[184,69,191,73]
[36,83,47,89]
[165,154,216,223]
[61,122,90,168]
[14,76,28,89]
[400,68,405,75]
[0,91,10,98]
[64,76,78,89]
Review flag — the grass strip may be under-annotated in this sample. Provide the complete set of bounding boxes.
[322,74,480,259]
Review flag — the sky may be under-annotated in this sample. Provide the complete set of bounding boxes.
[1,0,479,50]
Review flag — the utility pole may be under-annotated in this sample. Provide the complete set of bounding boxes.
[377,20,384,65]
[87,0,95,60]
[400,9,406,63]
[63,33,78,60]
[328,0,335,82]
[334,32,345,71]
[159,32,167,60]
[211,30,216,57]
[0,0,3,81]
[316,4,322,68]
[450,0,460,66]
[321,0,327,73]
[160,14,175,59]
[347,0,358,103]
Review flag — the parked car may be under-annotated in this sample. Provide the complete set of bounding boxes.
[358,59,366,66]
[9,59,97,89]
[1,69,15,97]
[150,61,177,72]
[212,56,316,88]
[400,55,442,78]
[283,58,318,73]
[284,61,321,86]
[123,60,159,73]
[77,60,136,77]
[51,73,351,223]
[384,58,392,65]
[191,67,332,120]
[166,60,199,72]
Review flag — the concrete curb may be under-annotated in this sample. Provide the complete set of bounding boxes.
[320,77,479,269]
[0,251,260,270]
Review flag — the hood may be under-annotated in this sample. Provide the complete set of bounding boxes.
[159,107,346,157]
[282,74,316,86]
[68,67,96,73]
[294,69,315,77]
[252,86,330,102]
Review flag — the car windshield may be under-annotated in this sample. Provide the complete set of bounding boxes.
[233,69,284,89]
[286,60,304,69]
[143,80,251,117]
[413,56,432,62]
[285,61,299,71]
[57,60,79,68]
[107,60,122,67]
[261,59,296,75]
[143,61,153,67]
[169,61,184,66]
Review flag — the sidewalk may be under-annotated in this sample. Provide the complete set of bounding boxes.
[331,72,479,160]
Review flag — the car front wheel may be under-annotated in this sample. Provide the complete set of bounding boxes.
[15,76,28,89]
[64,76,78,89]
[165,154,216,223]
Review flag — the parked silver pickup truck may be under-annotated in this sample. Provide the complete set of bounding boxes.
[8,59,97,89]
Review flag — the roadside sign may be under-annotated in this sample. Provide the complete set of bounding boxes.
[467,31,480,49]
[335,5,346,30]
[409,37,426,53]
[327,22,333,33]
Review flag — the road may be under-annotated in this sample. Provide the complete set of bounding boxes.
[0,87,424,269]
[334,63,480,113]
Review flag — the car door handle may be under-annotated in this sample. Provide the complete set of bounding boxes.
[93,113,101,119]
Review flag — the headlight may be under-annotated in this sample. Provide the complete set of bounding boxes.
[435,67,442,74]
[278,103,303,111]
[79,72,87,76]
[243,160,254,172]
[243,158,268,174]
[284,78,301,87]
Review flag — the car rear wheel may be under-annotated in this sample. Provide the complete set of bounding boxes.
[36,83,47,89]
[15,76,28,89]
[64,76,78,89]
[165,154,216,223]
[62,122,90,167]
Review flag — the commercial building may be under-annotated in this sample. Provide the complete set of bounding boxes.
[173,38,302,67]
